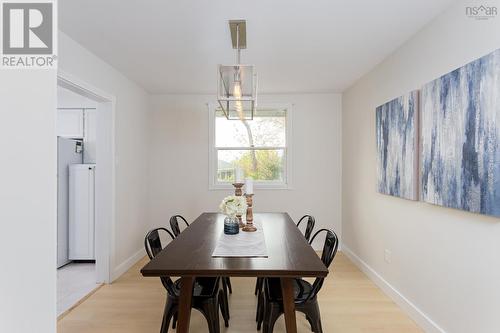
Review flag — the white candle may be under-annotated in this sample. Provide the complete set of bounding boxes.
[245,178,254,194]
[235,167,244,183]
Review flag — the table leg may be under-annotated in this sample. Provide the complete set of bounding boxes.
[177,276,195,333]
[280,277,297,333]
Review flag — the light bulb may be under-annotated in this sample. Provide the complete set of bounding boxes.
[233,81,242,98]
[233,81,244,120]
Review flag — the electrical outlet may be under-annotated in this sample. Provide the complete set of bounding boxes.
[384,249,392,264]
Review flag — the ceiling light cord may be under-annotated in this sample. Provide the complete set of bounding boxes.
[236,24,241,64]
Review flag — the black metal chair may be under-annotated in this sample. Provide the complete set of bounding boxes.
[296,215,316,242]
[144,228,229,333]
[169,215,189,237]
[170,215,233,296]
[254,214,316,320]
[257,228,339,333]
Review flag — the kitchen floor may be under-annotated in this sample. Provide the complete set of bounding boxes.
[57,262,100,317]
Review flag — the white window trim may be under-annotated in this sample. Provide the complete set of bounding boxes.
[208,102,293,190]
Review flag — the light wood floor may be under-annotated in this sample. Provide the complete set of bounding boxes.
[57,252,422,333]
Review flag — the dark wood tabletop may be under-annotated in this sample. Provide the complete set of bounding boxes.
[140,212,329,333]
[140,212,328,278]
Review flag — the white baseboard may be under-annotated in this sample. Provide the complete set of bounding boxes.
[111,248,145,282]
[341,243,445,333]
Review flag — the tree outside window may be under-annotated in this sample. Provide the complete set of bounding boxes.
[213,107,289,187]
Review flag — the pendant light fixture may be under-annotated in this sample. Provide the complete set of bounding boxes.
[217,20,257,120]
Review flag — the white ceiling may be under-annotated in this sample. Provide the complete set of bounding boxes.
[59,0,455,94]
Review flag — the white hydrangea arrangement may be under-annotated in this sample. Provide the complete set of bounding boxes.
[219,195,247,218]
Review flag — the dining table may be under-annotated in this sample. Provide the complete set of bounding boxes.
[140,212,329,333]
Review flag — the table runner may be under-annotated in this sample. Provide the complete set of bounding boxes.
[212,219,268,257]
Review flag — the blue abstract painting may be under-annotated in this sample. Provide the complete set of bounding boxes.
[421,49,500,217]
[376,91,419,200]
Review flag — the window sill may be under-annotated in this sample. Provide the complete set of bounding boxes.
[209,183,292,191]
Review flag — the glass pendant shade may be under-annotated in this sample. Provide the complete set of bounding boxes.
[218,64,257,120]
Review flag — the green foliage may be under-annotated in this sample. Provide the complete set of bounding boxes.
[235,150,282,181]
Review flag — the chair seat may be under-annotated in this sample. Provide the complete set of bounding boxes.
[265,278,314,303]
[171,277,220,298]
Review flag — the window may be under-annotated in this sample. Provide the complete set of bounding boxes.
[209,104,292,189]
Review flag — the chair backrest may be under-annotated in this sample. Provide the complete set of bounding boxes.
[169,215,190,237]
[304,228,339,302]
[144,228,177,295]
[296,215,315,242]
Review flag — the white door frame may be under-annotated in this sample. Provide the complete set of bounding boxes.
[57,70,115,283]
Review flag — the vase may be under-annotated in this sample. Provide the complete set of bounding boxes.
[224,216,240,235]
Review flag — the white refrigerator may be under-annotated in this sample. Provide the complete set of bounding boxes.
[69,164,96,260]
[57,138,83,268]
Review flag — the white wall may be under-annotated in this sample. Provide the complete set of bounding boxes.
[148,94,342,248]
[0,71,57,331]
[58,85,98,108]
[342,0,500,332]
[58,32,151,279]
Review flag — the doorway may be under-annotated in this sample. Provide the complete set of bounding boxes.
[56,72,115,317]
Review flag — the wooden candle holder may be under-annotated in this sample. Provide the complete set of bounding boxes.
[232,183,245,228]
[242,194,256,232]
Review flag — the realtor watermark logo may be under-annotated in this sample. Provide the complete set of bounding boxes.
[1,0,57,68]
[466,4,498,20]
